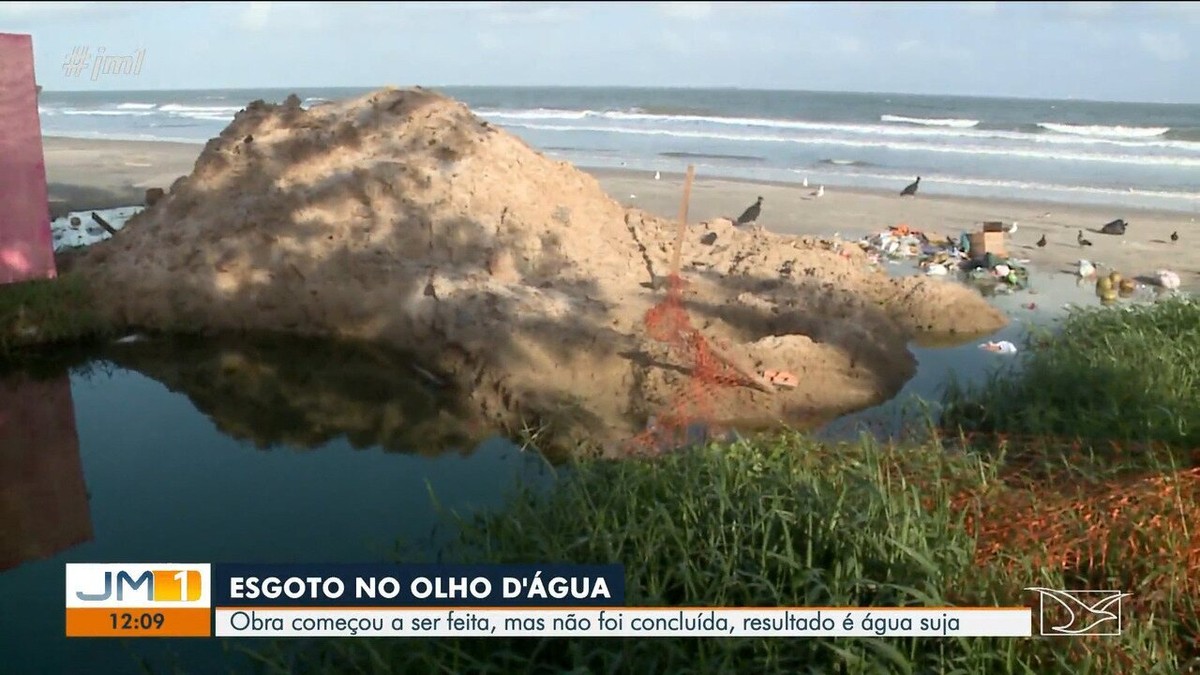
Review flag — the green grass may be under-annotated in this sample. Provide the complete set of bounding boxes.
[941,295,1200,464]
[242,436,1195,674]
[236,296,1200,675]
[0,273,116,359]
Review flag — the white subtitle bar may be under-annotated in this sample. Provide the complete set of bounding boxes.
[215,607,1032,638]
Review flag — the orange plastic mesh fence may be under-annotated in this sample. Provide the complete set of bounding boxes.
[628,274,751,454]
[626,165,773,455]
[943,432,1200,589]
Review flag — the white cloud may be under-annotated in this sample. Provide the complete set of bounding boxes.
[830,35,863,56]
[0,1,149,22]
[476,31,503,51]
[660,29,691,55]
[482,2,579,25]
[1144,1,1200,22]
[658,2,713,21]
[1138,30,1188,61]
[960,1,998,16]
[891,37,972,62]
[1063,1,1115,17]
[237,1,272,31]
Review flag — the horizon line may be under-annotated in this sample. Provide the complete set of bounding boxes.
[36,84,1199,107]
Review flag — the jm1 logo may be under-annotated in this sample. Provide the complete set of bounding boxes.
[77,570,202,603]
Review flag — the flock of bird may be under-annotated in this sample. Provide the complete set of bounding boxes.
[730,175,1183,252]
[1031,217,1180,249]
[734,176,923,225]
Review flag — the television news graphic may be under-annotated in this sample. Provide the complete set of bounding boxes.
[214,607,1033,638]
[66,563,1037,638]
[1026,587,1130,636]
[65,563,212,637]
[212,563,626,608]
[209,564,1029,638]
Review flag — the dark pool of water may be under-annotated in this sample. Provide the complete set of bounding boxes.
[0,336,554,674]
[0,266,1183,674]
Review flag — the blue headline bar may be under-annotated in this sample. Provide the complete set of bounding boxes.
[212,564,625,607]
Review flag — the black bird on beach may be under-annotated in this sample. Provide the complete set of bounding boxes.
[736,196,763,225]
[1171,231,1179,242]
[1099,218,1127,236]
[1036,234,1047,248]
[1077,230,1094,247]
[900,176,920,197]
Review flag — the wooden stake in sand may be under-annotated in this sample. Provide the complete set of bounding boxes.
[660,165,778,393]
[668,165,695,280]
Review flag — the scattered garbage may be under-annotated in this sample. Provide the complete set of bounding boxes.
[860,224,929,259]
[979,340,1018,355]
[1077,260,1096,278]
[51,206,141,252]
[1157,270,1182,290]
[858,224,1031,294]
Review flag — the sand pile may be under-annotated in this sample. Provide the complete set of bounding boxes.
[74,87,1006,455]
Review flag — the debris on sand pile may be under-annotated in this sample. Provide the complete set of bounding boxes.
[73,87,1008,455]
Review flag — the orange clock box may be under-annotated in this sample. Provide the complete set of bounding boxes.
[66,608,212,637]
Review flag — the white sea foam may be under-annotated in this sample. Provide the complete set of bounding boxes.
[475,108,1200,152]
[1037,122,1170,138]
[881,114,980,128]
[116,102,157,110]
[61,109,157,117]
[159,103,244,114]
[505,122,1200,168]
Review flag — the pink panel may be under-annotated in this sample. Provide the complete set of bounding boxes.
[0,33,57,285]
[0,374,92,571]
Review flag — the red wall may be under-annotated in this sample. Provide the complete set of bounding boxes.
[0,33,57,285]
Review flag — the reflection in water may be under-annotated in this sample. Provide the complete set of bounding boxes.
[98,334,493,457]
[0,372,92,571]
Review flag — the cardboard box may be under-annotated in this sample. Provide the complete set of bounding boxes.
[981,221,1006,233]
[968,231,1007,258]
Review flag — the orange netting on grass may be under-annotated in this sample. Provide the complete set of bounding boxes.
[940,431,1200,656]
[947,435,1200,588]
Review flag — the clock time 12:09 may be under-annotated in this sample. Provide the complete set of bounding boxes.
[109,612,165,630]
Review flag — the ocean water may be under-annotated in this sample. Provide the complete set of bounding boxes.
[38,86,1200,212]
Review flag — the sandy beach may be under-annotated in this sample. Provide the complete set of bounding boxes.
[599,169,1199,290]
[43,136,1198,291]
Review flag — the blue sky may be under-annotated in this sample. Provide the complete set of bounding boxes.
[2,1,1199,103]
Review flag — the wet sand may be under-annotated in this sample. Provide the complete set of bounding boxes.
[42,136,1200,290]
